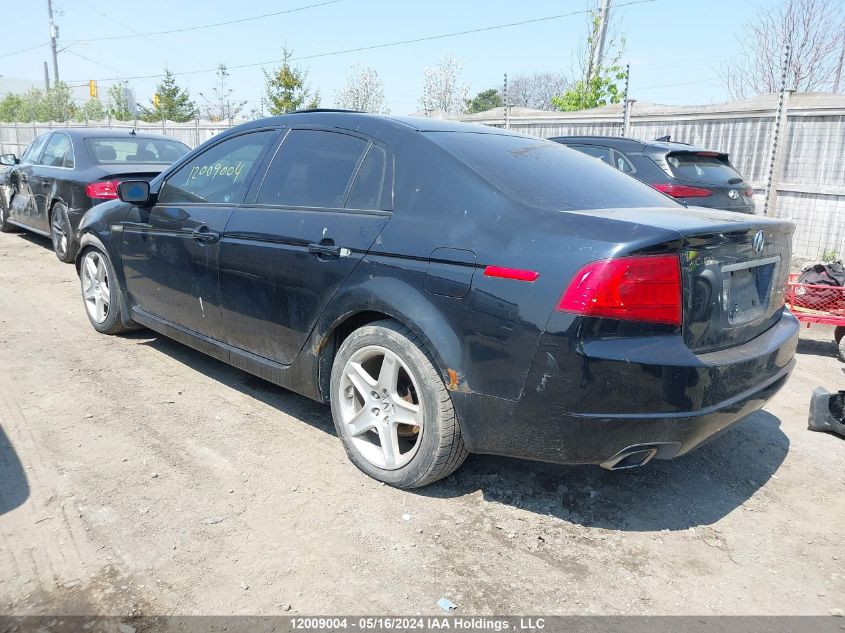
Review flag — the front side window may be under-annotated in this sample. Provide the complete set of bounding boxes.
[256,129,368,208]
[22,134,51,165]
[40,133,74,168]
[158,130,275,204]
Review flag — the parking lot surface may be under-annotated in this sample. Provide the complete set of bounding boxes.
[1,230,843,616]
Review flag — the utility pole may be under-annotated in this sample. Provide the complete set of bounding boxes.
[43,61,50,90]
[47,0,59,83]
[503,73,510,130]
[833,24,844,93]
[587,0,612,82]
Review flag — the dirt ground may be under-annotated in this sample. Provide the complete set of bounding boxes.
[0,229,843,617]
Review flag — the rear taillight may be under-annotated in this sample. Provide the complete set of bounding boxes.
[652,183,713,198]
[86,180,119,200]
[556,254,682,326]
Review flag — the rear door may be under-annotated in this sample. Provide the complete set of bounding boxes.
[121,129,277,341]
[219,127,392,364]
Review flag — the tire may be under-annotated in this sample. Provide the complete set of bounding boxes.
[50,202,76,263]
[329,320,468,488]
[79,247,131,335]
[0,199,17,233]
[838,336,845,364]
[835,326,844,345]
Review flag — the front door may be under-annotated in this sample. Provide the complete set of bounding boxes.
[7,132,50,230]
[30,132,74,232]
[219,128,392,364]
[121,129,277,341]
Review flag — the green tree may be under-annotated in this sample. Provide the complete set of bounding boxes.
[107,83,133,121]
[552,11,626,111]
[76,98,106,122]
[0,94,24,121]
[139,69,198,122]
[263,48,320,115]
[466,88,502,113]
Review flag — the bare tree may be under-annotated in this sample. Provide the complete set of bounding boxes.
[508,72,569,110]
[418,52,469,115]
[199,64,247,122]
[721,0,844,99]
[334,65,390,114]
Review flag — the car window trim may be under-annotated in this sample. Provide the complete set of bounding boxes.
[157,128,280,206]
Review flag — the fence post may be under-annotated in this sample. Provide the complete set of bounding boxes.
[13,122,19,154]
[763,45,792,217]
[195,117,200,148]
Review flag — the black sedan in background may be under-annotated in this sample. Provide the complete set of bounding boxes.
[0,129,189,262]
[551,135,756,214]
[75,112,797,488]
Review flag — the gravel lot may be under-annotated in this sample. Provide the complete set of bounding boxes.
[1,230,843,616]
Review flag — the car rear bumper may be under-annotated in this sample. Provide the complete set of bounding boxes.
[452,311,799,466]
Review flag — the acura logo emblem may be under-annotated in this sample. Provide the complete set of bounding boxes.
[752,230,765,253]
[728,189,739,200]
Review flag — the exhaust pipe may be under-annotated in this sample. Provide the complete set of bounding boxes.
[600,445,660,471]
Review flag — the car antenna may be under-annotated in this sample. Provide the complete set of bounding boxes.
[655,134,670,141]
[129,128,136,136]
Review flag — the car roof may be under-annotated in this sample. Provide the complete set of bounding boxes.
[551,135,726,156]
[229,110,526,138]
[47,128,186,143]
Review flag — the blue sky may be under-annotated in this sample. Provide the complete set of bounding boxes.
[1,0,778,114]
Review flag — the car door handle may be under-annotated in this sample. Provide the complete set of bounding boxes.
[308,242,341,257]
[191,225,221,244]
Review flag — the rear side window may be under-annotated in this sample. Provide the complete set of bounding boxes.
[256,130,368,208]
[666,153,743,184]
[432,133,679,211]
[40,133,74,168]
[346,144,389,210]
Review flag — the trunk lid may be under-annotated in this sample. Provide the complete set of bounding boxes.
[567,207,795,353]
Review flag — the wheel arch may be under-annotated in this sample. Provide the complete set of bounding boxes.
[313,278,467,402]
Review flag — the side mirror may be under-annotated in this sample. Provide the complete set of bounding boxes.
[117,180,152,205]
[0,154,18,166]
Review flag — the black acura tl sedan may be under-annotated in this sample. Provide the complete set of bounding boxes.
[74,111,799,488]
[0,128,189,262]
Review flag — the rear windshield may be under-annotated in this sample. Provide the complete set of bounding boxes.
[666,153,743,184]
[85,137,189,165]
[430,132,679,211]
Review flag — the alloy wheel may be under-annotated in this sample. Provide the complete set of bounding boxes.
[51,210,68,258]
[81,251,111,324]
[338,345,423,470]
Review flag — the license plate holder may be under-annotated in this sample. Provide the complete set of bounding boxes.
[721,256,780,327]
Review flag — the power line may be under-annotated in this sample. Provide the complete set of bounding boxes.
[0,41,50,60]
[75,0,658,83]
[70,0,342,43]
